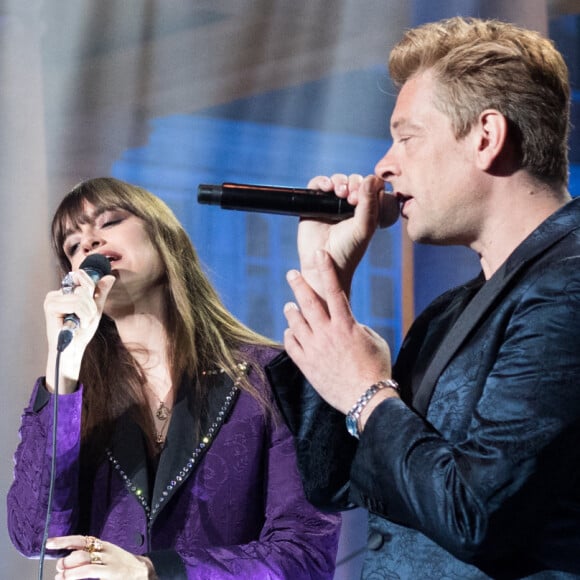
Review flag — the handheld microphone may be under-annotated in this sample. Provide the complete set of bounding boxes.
[57,253,112,352]
[197,182,400,229]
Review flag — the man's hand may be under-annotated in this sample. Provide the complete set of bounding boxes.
[297,173,385,298]
[284,249,394,415]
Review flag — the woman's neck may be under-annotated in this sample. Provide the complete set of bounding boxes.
[111,287,176,397]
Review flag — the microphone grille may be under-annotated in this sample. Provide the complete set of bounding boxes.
[379,193,400,229]
[79,253,112,278]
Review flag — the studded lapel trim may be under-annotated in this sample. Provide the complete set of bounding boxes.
[106,365,247,525]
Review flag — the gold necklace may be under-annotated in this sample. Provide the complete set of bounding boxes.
[153,402,172,447]
[149,362,249,447]
[155,400,171,421]
[144,386,173,447]
[154,415,171,446]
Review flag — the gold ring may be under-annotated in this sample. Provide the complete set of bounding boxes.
[84,535,103,553]
[89,551,104,565]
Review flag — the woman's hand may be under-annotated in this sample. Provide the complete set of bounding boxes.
[44,270,116,393]
[46,535,158,580]
[297,173,385,298]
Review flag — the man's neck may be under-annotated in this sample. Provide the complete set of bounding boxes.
[473,179,570,279]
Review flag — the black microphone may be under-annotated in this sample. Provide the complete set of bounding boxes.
[57,253,112,352]
[197,182,400,229]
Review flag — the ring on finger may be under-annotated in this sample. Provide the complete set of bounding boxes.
[61,273,77,295]
[89,551,104,565]
[84,535,103,553]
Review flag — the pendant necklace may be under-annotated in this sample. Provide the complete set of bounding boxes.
[146,386,173,447]
[154,402,171,446]
[155,418,170,446]
[155,400,171,421]
[153,402,172,446]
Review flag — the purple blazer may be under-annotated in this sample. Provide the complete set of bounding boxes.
[7,346,340,579]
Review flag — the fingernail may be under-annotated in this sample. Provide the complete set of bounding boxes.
[286,269,300,281]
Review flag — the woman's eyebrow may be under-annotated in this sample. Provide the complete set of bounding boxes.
[62,207,109,238]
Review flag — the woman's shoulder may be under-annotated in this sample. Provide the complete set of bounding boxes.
[239,343,283,371]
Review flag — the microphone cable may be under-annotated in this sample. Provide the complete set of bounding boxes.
[37,349,63,580]
[35,255,110,578]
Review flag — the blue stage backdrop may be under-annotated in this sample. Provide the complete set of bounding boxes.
[112,114,404,350]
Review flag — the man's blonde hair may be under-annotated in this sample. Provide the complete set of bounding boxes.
[389,17,570,188]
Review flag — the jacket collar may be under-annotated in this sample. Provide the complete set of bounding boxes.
[106,365,247,525]
[411,197,580,414]
[503,197,580,276]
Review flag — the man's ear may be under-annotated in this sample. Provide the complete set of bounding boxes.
[473,109,509,171]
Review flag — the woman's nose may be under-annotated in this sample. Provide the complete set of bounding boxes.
[81,234,104,253]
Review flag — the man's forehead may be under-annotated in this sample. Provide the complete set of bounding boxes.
[390,117,423,131]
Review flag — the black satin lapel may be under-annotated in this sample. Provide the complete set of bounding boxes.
[412,203,579,415]
[395,277,483,404]
[412,268,512,414]
[149,372,240,524]
[106,413,151,517]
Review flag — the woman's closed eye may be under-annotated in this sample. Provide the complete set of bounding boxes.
[102,218,123,228]
[66,241,80,257]
[99,210,126,229]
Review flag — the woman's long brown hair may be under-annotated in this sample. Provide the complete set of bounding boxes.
[51,177,278,455]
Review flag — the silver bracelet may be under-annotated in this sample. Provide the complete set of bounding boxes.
[345,379,399,439]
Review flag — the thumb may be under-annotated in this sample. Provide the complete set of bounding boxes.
[353,176,383,232]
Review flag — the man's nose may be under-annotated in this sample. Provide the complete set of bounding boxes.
[374,146,399,182]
